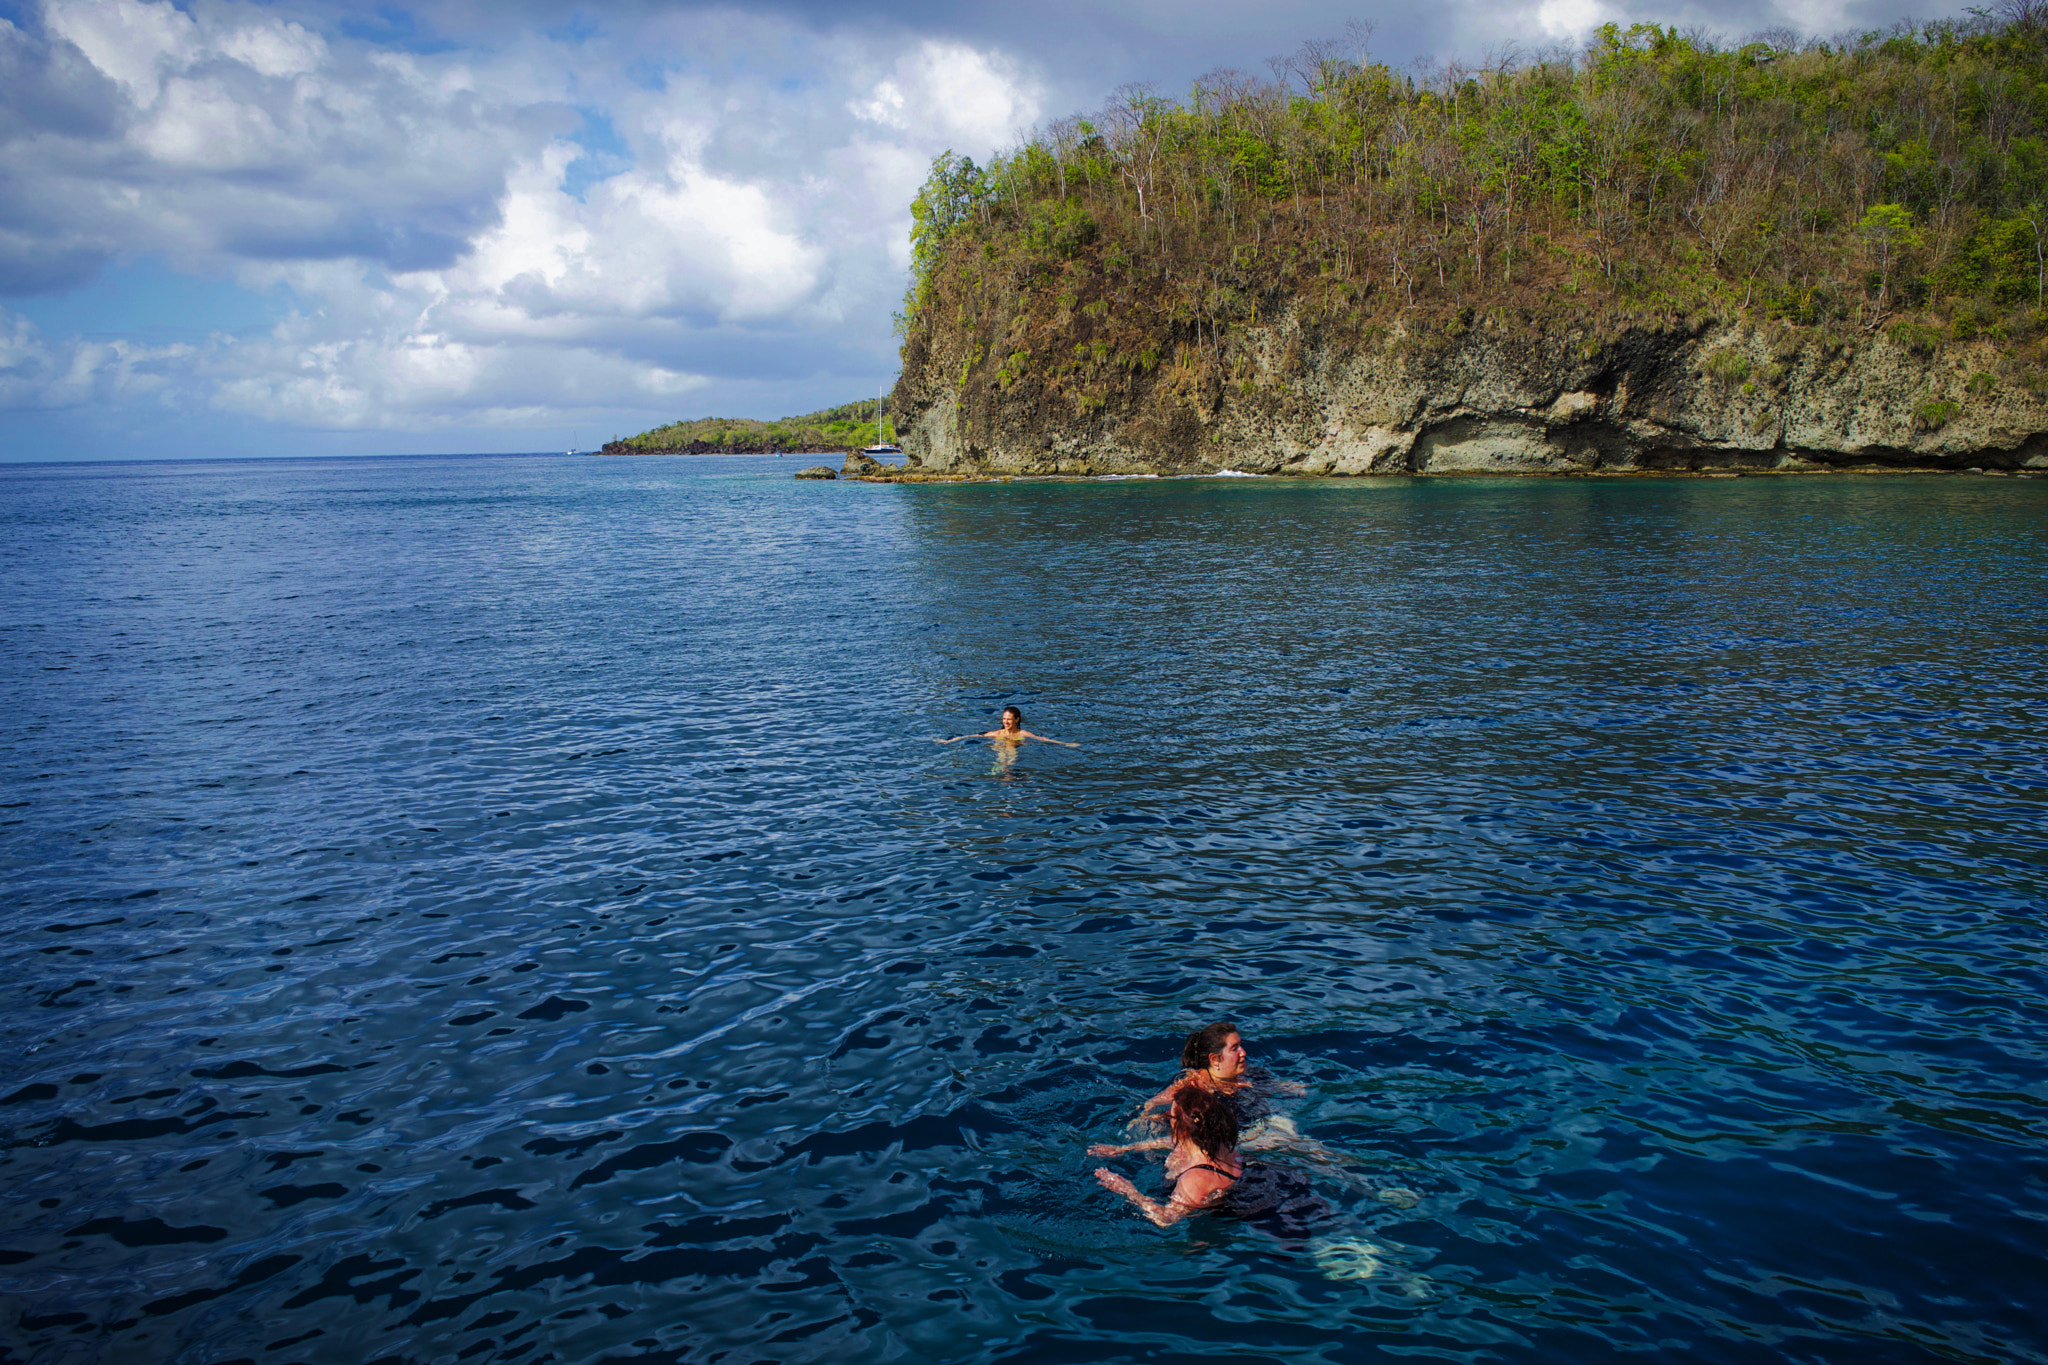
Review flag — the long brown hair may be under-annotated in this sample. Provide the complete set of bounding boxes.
[1170,1082,1239,1158]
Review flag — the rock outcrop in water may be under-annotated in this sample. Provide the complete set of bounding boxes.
[895,310,2048,478]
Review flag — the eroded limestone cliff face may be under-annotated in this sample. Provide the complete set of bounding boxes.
[894,309,2048,477]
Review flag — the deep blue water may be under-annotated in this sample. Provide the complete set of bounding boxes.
[2,453,2045,1365]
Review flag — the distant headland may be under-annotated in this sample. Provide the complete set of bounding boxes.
[597,400,894,455]
[886,15,2048,477]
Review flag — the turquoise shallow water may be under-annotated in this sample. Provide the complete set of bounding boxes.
[1,454,2044,1364]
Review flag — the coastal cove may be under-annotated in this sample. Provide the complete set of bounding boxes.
[2,454,2044,1365]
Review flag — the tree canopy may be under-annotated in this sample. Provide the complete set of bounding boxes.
[904,4,2048,386]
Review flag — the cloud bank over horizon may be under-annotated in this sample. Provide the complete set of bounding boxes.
[0,0,1955,458]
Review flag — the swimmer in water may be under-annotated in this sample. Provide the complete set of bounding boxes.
[1096,1021,1358,1174]
[936,705,1077,747]
[1094,1084,1242,1226]
[1095,1083,1426,1290]
[1142,1021,1303,1133]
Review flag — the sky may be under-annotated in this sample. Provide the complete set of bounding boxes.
[0,0,1964,460]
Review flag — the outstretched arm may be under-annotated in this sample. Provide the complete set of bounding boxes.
[1087,1136,1171,1157]
[1141,1072,1194,1116]
[1022,730,1078,747]
[1094,1168,1225,1227]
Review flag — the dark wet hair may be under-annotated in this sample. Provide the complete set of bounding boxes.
[1180,1020,1240,1072]
[1001,706,1024,724]
[1170,1082,1239,1157]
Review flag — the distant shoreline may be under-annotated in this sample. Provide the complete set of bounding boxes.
[595,444,852,456]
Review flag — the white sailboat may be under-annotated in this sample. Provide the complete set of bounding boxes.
[861,380,901,457]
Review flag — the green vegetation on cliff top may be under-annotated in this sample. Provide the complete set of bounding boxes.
[902,5,2048,413]
[606,399,895,453]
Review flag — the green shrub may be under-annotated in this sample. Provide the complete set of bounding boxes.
[1026,202,1098,259]
[1914,397,1962,430]
[1966,370,1999,396]
[1702,350,1753,383]
[1888,320,1943,358]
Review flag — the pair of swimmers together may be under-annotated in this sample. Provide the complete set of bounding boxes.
[1091,1020,1308,1228]
[1089,1024,1425,1290]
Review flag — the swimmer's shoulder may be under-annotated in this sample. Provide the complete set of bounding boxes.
[1173,1164,1236,1209]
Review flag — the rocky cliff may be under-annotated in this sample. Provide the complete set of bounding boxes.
[885,15,2048,482]
[894,308,2048,478]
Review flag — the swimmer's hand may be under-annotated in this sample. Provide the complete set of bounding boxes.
[1088,1142,1126,1157]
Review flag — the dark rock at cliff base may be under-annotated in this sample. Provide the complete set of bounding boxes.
[841,451,885,476]
[794,466,837,480]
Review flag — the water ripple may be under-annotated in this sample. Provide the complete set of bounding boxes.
[1,458,2043,1363]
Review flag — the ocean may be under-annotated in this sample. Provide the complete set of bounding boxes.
[2,453,2044,1364]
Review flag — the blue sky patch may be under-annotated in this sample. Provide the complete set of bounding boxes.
[339,5,460,55]
[544,11,603,47]
[563,108,632,200]
[14,259,288,345]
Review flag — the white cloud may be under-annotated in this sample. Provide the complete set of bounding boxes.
[0,305,192,409]
[853,40,1043,151]
[42,0,197,106]
[215,17,325,80]
[1536,0,1619,39]
[1,2,1056,435]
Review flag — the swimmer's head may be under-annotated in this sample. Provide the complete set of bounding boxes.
[1000,706,1024,730]
[1169,1082,1239,1156]
[1181,1021,1245,1078]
